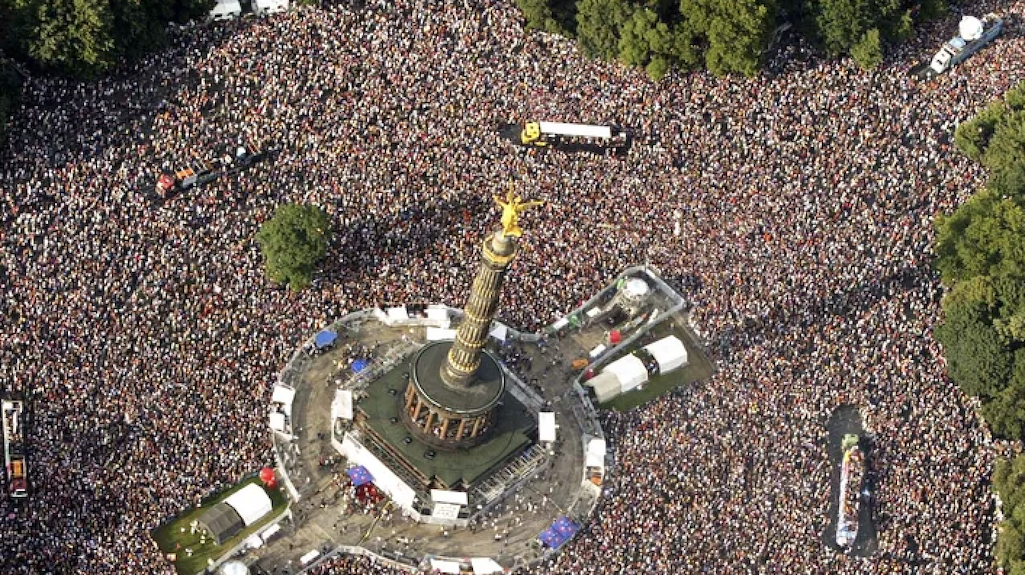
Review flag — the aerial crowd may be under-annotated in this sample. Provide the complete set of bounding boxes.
[1,0,1023,573]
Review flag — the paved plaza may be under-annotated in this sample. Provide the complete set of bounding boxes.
[241,268,704,574]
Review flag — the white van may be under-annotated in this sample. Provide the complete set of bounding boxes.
[208,0,242,22]
[253,0,289,16]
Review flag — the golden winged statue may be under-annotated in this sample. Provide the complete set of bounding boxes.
[494,185,544,238]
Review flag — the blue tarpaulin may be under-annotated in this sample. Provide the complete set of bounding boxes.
[315,330,337,348]
[347,465,374,487]
[351,359,369,373]
[539,516,579,549]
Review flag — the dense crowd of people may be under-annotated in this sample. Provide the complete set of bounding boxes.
[1,0,1023,573]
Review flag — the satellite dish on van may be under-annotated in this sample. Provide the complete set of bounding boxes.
[959,16,984,41]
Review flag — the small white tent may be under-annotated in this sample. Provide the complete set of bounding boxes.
[585,438,607,468]
[538,412,556,443]
[585,372,621,403]
[470,557,505,574]
[643,335,689,373]
[224,484,273,526]
[253,0,289,16]
[604,354,648,393]
[208,0,241,22]
[271,384,296,407]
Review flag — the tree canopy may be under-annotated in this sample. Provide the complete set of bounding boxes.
[954,82,1025,197]
[516,0,939,79]
[938,80,1025,571]
[935,82,1025,445]
[256,204,333,291]
[993,455,1025,573]
[0,0,213,141]
[0,61,21,144]
[0,0,214,78]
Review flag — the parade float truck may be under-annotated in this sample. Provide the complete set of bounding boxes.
[926,14,1003,76]
[2,400,28,498]
[155,142,272,198]
[835,434,866,548]
[501,121,629,155]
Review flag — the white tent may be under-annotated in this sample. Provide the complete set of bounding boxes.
[260,523,282,542]
[244,534,264,550]
[426,305,451,328]
[538,411,556,443]
[386,306,409,321]
[271,384,296,407]
[470,557,505,574]
[220,561,250,575]
[588,344,606,359]
[426,327,457,341]
[586,372,621,403]
[208,0,241,21]
[489,321,508,342]
[643,335,689,373]
[269,412,286,432]
[431,489,469,505]
[604,354,649,393]
[585,438,607,468]
[299,550,321,566]
[224,484,273,526]
[550,317,569,331]
[253,0,288,16]
[332,389,353,421]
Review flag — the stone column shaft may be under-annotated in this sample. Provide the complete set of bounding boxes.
[441,233,516,388]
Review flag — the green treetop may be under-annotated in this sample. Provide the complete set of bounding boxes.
[256,203,332,291]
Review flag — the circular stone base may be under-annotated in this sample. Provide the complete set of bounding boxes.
[410,341,506,416]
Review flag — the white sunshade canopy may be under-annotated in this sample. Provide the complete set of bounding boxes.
[538,411,556,443]
[551,317,569,330]
[604,354,648,393]
[224,483,273,526]
[271,384,296,407]
[643,335,689,373]
[470,557,505,574]
[332,389,353,421]
[431,489,469,505]
[585,438,607,468]
[386,306,408,321]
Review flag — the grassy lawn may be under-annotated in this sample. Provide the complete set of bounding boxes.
[151,477,290,575]
[599,316,715,412]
